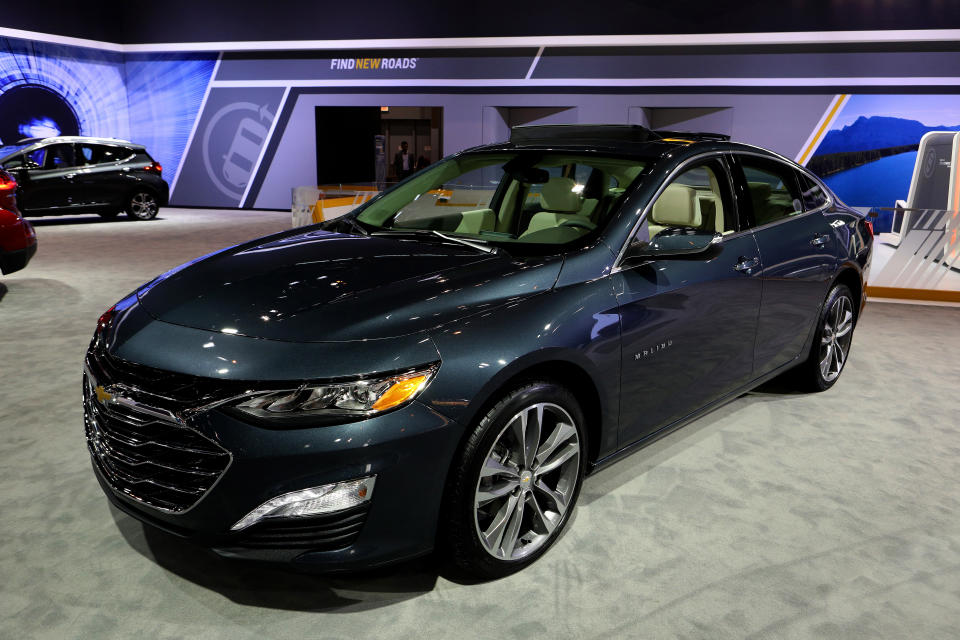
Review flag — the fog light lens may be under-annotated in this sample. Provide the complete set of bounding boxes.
[230,476,375,531]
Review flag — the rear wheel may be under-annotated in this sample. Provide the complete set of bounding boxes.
[798,283,856,391]
[126,191,159,220]
[444,382,586,579]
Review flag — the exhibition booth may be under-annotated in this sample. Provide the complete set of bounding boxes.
[1,3,959,638]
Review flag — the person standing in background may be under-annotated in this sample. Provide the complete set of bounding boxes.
[394,141,413,180]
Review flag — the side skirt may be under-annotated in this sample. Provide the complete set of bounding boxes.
[588,355,804,474]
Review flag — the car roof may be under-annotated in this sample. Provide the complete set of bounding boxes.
[464,124,788,165]
[0,136,147,163]
[20,136,143,148]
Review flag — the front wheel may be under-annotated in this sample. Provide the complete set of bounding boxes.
[444,382,586,579]
[125,191,159,220]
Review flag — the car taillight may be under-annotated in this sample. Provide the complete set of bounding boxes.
[865,220,874,237]
[144,162,162,174]
[0,174,16,191]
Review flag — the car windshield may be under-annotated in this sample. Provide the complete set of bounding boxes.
[0,143,33,163]
[354,151,648,253]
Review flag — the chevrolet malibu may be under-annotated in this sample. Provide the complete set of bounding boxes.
[84,125,872,578]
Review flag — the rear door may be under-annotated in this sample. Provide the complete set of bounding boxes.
[614,155,763,446]
[730,153,836,376]
[75,143,130,207]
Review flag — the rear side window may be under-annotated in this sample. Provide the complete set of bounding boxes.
[739,157,802,227]
[797,171,828,211]
[77,144,100,165]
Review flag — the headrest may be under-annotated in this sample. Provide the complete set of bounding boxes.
[651,183,701,227]
[540,177,581,213]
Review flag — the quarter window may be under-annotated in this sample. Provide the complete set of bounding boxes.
[740,158,802,226]
[797,172,828,211]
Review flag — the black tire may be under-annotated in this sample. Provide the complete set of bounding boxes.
[797,283,857,391]
[443,381,587,579]
[125,191,159,220]
[98,211,121,220]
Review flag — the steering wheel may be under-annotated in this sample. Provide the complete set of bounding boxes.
[559,219,596,231]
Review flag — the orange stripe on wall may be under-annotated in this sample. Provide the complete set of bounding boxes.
[798,95,848,166]
[866,286,960,303]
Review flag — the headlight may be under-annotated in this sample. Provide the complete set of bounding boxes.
[227,364,438,425]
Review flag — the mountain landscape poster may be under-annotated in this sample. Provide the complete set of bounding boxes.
[806,95,960,232]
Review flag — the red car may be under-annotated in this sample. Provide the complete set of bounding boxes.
[0,168,37,275]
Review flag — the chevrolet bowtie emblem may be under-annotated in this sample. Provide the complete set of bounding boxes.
[95,385,112,404]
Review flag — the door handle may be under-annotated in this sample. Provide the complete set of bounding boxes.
[65,173,77,179]
[811,234,831,247]
[734,256,760,273]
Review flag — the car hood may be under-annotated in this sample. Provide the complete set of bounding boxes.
[136,229,561,342]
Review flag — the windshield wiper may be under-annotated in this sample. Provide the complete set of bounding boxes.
[371,228,501,255]
[429,230,499,254]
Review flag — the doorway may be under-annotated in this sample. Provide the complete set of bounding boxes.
[314,106,443,187]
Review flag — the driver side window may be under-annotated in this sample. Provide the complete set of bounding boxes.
[636,160,736,243]
[43,144,76,170]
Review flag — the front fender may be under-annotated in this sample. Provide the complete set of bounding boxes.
[422,277,622,460]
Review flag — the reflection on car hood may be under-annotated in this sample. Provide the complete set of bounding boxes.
[137,229,561,342]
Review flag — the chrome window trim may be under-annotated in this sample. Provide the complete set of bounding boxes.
[611,147,836,273]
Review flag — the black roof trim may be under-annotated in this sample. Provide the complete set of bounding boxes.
[509,124,729,147]
[510,124,658,145]
[655,130,731,141]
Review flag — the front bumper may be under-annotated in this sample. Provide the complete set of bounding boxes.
[86,385,463,570]
[0,238,36,275]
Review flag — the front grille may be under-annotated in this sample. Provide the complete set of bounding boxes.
[231,505,370,550]
[86,345,245,411]
[83,364,231,513]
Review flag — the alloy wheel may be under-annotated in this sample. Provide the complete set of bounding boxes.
[818,294,854,383]
[130,192,158,219]
[473,402,581,561]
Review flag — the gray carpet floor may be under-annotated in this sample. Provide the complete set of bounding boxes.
[2,208,959,639]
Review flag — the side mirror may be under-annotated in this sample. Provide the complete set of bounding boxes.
[5,166,26,180]
[623,230,722,265]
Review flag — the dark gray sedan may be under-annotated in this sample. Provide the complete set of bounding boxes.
[83,125,872,578]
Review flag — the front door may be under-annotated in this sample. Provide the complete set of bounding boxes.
[615,157,762,446]
[20,143,78,211]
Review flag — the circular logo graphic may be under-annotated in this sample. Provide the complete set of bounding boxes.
[922,148,937,179]
[202,101,275,200]
[0,84,80,145]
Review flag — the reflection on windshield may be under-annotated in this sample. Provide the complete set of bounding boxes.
[0,144,31,161]
[356,152,646,252]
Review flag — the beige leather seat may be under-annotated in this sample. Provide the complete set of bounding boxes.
[647,183,702,238]
[455,208,495,234]
[521,177,594,238]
